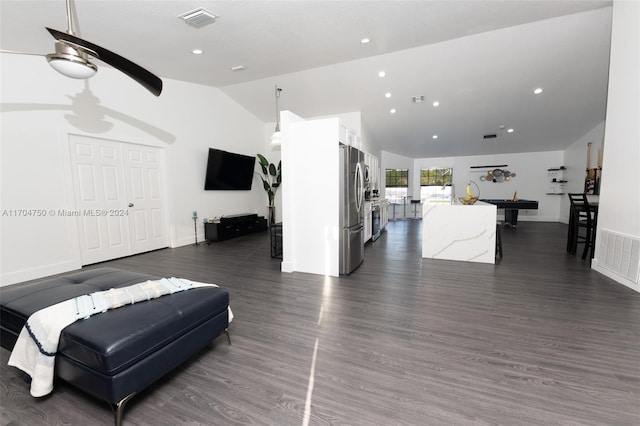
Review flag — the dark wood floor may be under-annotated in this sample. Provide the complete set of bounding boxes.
[2,220,639,425]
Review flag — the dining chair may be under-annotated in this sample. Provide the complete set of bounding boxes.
[567,193,595,260]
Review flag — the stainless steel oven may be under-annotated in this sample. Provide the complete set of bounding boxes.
[371,203,381,241]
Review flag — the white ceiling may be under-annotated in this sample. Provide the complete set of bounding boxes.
[0,1,613,158]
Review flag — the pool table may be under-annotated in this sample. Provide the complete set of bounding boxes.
[479,199,538,227]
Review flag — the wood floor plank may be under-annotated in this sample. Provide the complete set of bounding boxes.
[1,220,639,425]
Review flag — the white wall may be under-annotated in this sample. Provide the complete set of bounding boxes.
[592,0,640,292]
[561,122,605,222]
[360,120,380,160]
[1,55,268,285]
[280,110,307,274]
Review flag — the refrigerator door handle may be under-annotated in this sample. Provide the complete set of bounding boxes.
[355,162,363,213]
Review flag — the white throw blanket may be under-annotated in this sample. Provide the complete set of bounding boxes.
[8,277,233,397]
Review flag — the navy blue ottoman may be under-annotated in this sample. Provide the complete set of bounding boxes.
[0,267,230,426]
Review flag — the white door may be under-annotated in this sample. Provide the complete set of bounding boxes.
[122,145,167,254]
[69,135,167,265]
[69,136,131,264]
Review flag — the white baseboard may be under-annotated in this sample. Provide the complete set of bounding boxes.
[281,261,294,273]
[593,261,640,293]
[171,233,205,248]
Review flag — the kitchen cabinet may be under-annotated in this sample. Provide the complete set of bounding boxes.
[339,123,361,150]
[363,152,380,192]
[380,200,388,229]
[364,201,372,242]
[370,155,379,191]
[339,124,348,145]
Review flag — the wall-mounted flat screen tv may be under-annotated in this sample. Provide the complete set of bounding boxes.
[204,148,256,190]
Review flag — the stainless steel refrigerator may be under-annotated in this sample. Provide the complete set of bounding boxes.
[339,143,365,275]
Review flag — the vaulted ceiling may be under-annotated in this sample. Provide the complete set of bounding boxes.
[0,1,613,157]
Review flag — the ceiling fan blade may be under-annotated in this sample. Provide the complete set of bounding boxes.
[46,27,163,96]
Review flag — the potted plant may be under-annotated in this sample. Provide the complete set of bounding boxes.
[256,154,281,224]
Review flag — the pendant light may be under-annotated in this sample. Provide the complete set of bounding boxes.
[270,85,283,146]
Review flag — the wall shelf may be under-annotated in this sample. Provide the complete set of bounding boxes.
[547,166,567,196]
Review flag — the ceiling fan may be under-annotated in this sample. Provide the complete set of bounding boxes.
[1,0,162,96]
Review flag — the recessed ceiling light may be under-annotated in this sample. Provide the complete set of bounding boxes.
[507,128,515,133]
[432,135,438,139]
[231,65,246,72]
[378,71,386,78]
[361,38,371,44]
[192,49,203,55]
[534,88,543,94]
[385,92,392,98]
[390,108,396,114]
[432,101,440,107]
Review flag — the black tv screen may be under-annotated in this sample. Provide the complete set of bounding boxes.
[204,148,256,190]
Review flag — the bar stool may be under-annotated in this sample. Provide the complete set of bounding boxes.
[496,221,503,258]
[567,193,595,260]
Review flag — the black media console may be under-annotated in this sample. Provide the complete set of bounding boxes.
[204,213,268,242]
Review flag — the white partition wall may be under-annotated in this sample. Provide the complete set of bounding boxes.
[281,112,341,276]
[592,0,640,293]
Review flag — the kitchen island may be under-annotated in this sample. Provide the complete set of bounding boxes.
[422,200,497,264]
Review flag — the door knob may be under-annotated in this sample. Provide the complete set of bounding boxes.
[128,203,134,208]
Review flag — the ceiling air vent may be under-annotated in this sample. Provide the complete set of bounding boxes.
[412,96,425,103]
[483,134,497,139]
[178,8,219,28]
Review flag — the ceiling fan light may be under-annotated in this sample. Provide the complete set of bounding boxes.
[47,54,97,79]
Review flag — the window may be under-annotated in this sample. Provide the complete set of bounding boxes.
[385,168,408,203]
[420,168,453,201]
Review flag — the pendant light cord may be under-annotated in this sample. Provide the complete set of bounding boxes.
[274,85,282,131]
